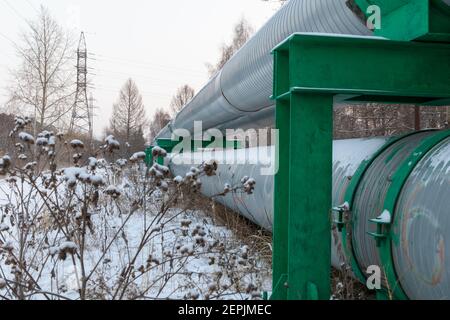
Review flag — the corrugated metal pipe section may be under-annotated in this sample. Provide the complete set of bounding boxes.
[169,131,450,299]
[155,0,371,140]
[154,0,450,300]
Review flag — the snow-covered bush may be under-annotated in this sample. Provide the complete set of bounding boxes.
[0,118,267,300]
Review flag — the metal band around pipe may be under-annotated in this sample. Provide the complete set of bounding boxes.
[378,130,450,300]
[340,130,432,285]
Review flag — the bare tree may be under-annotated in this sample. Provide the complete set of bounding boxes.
[334,103,448,139]
[108,78,148,154]
[207,18,254,77]
[170,85,195,116]
[148,108,171,143]
[7,6,75,131]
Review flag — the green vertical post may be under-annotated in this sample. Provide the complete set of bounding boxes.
[145,146,154,166]
[271,48,290,300]
[271,41,333,300]
[146,137,242,166]
[272,98,290,300]
[288,92,333,300]
[272,92,333,300]
[270,32,449,300]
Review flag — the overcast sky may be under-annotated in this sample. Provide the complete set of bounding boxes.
[0,0,281,137]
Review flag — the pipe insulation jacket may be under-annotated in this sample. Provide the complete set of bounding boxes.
[155,0,371,140]
[158,0,450,300]
[168,132,450,300]
[157,0,450,141]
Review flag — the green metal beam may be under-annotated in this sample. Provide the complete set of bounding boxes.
[274,34,450,103]
[271,33,450,300]
[271,97,290,300]
[355,0,450,42]
[272,92,333,300]
[287,92,333,300]
[146,137,242,166]
[156,137,241,152]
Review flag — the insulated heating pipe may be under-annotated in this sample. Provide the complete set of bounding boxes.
[153,0,450,300]
[169,131,450,300]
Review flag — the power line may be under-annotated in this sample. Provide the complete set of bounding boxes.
[24,0,39,14]
[90,57,206,79]
[0,31,20,60]
[89,52,205,73]
[1,0,34,30]
[89,85,173,100]
[88,52,206,77]
[0,0,42,57]
[0,30,17,46]
[88,68,200,88]
[89,83,173,99]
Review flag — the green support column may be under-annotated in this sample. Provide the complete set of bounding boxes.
[271,44,333,300]
[271,48,291,300]
[146,137,242,166]
[271,33,449,300]
[272,92,333,300]
[287,92,333,300]
[272,98,290,300]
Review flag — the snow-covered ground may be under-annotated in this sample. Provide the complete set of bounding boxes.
[0,123,271,300]
[0,154,270,300]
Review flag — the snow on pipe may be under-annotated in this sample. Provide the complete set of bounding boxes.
[168,133,450,300]
[155,0,371,140]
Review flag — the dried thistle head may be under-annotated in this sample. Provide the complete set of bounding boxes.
[58,241,78,261]
[104,135,120,153]
[0,278,6,290]
[203,159,218,177]
[151,146,167,158]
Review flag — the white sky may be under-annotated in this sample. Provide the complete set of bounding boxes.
[0,0,281,137]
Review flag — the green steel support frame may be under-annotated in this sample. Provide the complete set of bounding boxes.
[355,0,450,42]
[271,33,450,300]
[338,131,425,287]
[145,137,241,166]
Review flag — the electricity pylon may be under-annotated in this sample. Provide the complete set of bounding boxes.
[70,32,92,140]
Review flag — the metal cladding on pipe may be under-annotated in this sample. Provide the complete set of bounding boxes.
[168,132,450,299]
[351,131,438,285]
[155,0,450,300]
[392,136,450,300]
[156,0,371,140]
[170,146,276,231]
[220,0,370,112]
[165,73,243,137]
[169,137,389,264]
